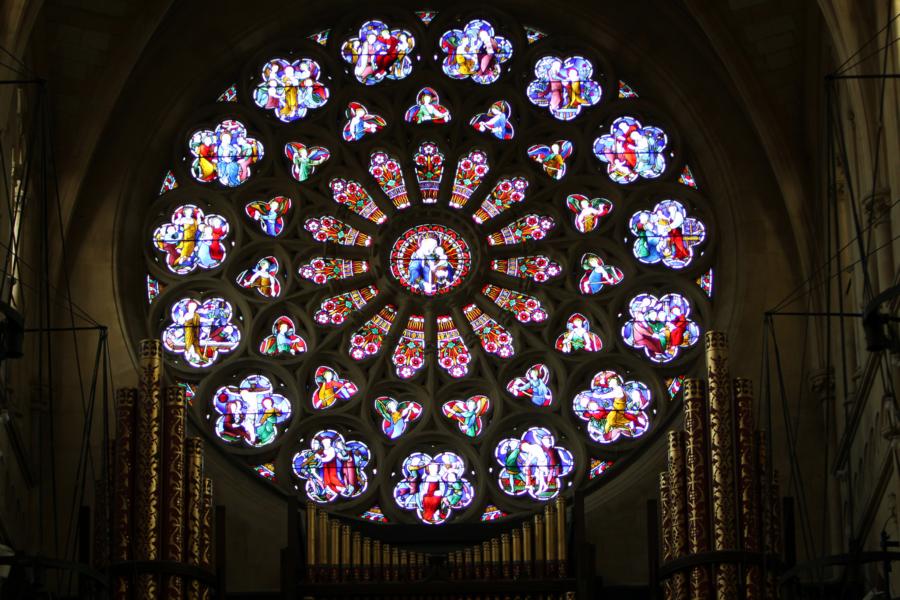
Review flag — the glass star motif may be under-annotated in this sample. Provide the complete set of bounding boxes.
[629,199,706,269]
[152,204,229,275]
[593,116,668,184]
[292,430,371,503]
[572,370,651,443]
[439,19,513,85]
[253,58,329,123]
[526,56,601,121]
[393,451,475,525]
[212,374,292,447]
[341,20,415,85]
[494,427,574,500]
[161,297,241,368]
[621,292,700,363]
[189,120,263,187]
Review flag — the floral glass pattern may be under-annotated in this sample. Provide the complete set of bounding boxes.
[491,256,561,283]
[439,19,512,85]
[304,216,372,247]
[369,151,410,209]
[313,286,379,326]
[153,205,229,275]
[593,116,668,184]
[463,304,515,358]
[329,178,386,224]
[162,297,241,368]
[572,370,651,443]
[526,56,601,120]
[629,199,706,269]
[349,305,397,360]
[292,430,371,503]
[472,177,528,224]
[253,58,329,123]
[621,292,700,362]
[393,451,475,524]
[189,120,263,187]
[298,257,368,285]
[436,315,471,377]
[414,141,444,203]
[495,427,574,500]
[213,374,292,447]
[482,285,547,323]
[393,315,426,379]
[450,149,489,208]
[486,214,555,246]
[341,20,415,85]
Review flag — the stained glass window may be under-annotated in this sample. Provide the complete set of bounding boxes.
[140,8,716,526]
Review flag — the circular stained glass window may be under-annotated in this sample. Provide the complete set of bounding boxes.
[139,7,715,525]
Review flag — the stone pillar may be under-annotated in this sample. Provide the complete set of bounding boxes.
[864,189,894,293]
[810,368,844,562]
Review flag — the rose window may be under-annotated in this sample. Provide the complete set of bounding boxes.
[138,8,715,525]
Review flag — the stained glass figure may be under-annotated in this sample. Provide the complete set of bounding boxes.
[566,194,613,234]
[527,141,573,180]
[389,225,471,296]
[593,116,668,184]
[491,256,560,283]
[304,216,372,247]
[162,297,241,368]
[472,177,528,224]
[217,84,238,102]
[486,214,555,246]
[506,363,552,407]
[177,381,196,406]
[189,120,263,187]
[146,274,162,303]
[679,164,698,189]
[578,253,624,295]
[245,196,291,237]
[629,199,706,269]
[524,26,546,44]
[666,375,685,400]
[153,205,229,275]
[393,315,425,379]
[313,286,379,326]
[349,304,397,359]
[329,178,387,224]
[481,505,508,521]
[342,102,386,142]
[617,81,638,99]
[414,141,444,204]
[439,19,512,85]
[259,316,307,356]
[470,100,514,140]
[374,396,423,439]
[298,257,368,285]
[415,10,437,25]
[621,292,700,362]
[482,285,548,323]
[573,370,651,443]
[589,459,613,479]
[393,451,474,524]
[311,366,358,410]
[213,374,292,447]
[526,56,601,121]
[555,312,603,353]
[697,268,713,298]
[292,429,371,503]
[253,58,329,123]
[437,315,471,378]
[442,395,490,437]
[495,427,573,500]
[450,149,489,208]
[285,142,330,182]
[404,87,451,124]
[254,463,276,481]
[369,151,410,209]
[361,505,388,522]
[463,303,514,357]
[341,20,415,85]
[309,29,330,46]
[236,256,282,298]
[159,169,178,194]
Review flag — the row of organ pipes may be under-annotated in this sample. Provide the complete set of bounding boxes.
[656,331,785,600]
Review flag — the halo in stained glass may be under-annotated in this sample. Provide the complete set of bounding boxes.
[572,370,651,443]
[213,374,292,447]
[621,292,701,362]
[526,56,601,120]
[292,430,371,503]
[439,19,512,85]
[253,58,329,123]
[161,297,241,368]
[629,199,706,269]
[188,119,263,187]
[389,225,472,296]
[593,116,668,183]
[341,20,415,85]
[393,451,475,524]
[494,427,574,500]
[152,205,229,275]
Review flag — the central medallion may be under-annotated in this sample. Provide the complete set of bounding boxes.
[389,224,472,296]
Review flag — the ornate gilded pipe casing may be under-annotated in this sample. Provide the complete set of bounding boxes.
[112,388,137,600]
[199,477,213,600]
[660,471,674,600]
[162,386,186,600]
[135,340,163,600]
[501,534,511,579]
[735,378,761,600]
[184,437,204,600]
[667,430,689,600]
[522,521,533,578]
[684,378,711,600]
